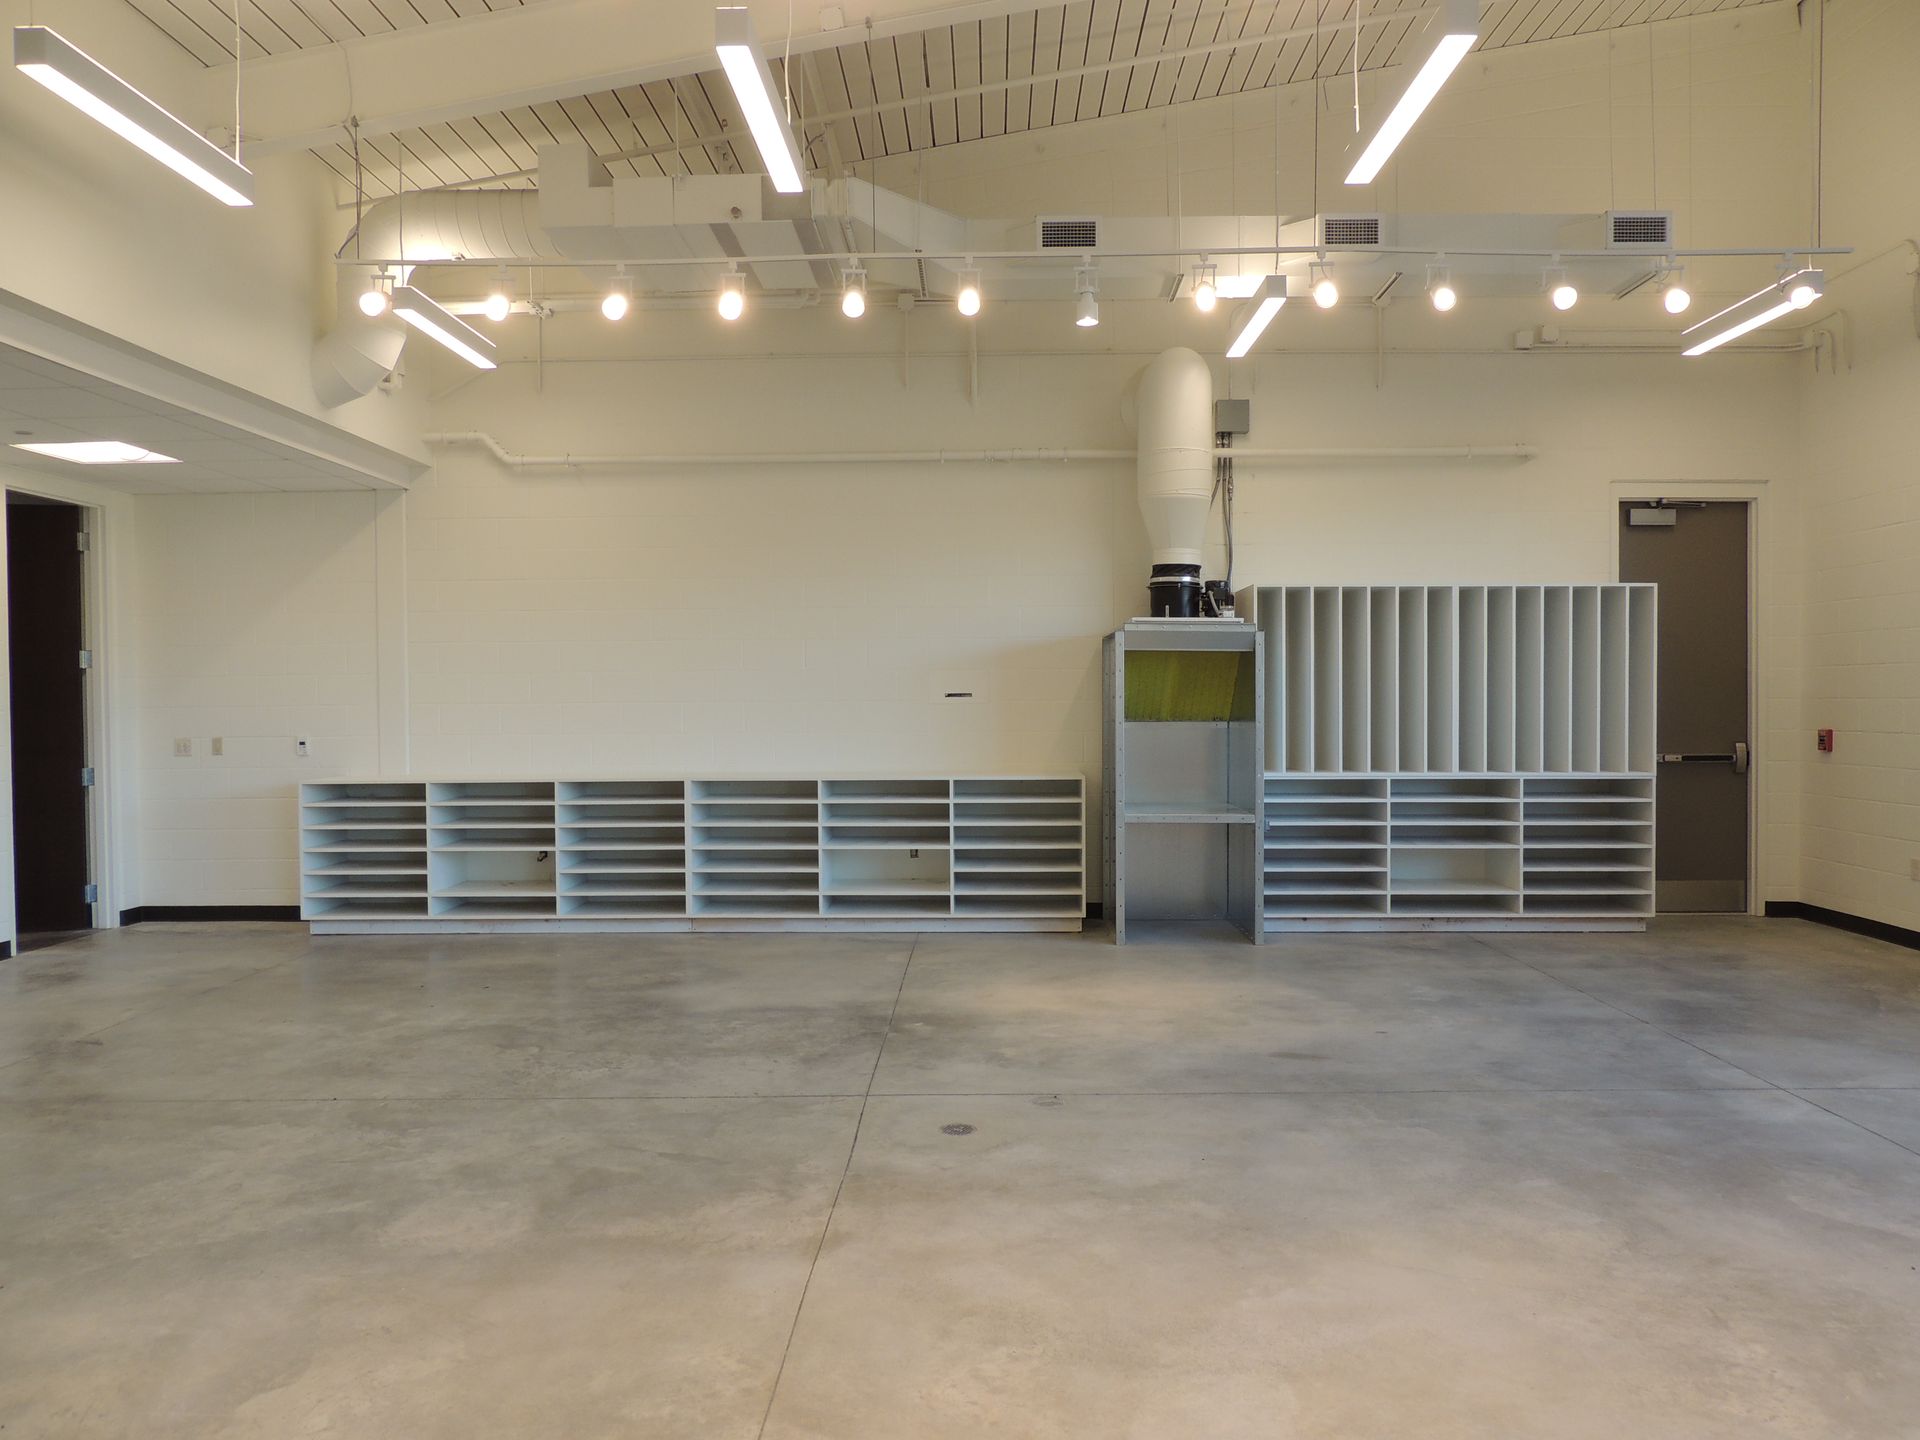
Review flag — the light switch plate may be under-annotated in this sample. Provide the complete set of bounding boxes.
[173,738,192,758]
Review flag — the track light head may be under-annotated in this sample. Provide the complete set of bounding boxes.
[1661,267,1692,315]
[1546,267,1577,311]
[1309,260,1339,309]
[956,266,982,317]
[601,268,632,321]
[1427,264,1456,313]
[1075,266,1100,328]
[482,291,511,323]
[1192,261,1218,313]
[718,269,746,321]
[358,272,392,317]
[840,266,867,318]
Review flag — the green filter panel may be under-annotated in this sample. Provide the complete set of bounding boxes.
[1123,649,1255,722]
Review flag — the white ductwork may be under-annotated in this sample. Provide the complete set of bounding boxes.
[1128,348,1215,614]
[311,302,407,408]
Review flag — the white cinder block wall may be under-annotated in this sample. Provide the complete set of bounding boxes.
[1791,0,1920,934]
[128,494,385,907]
[40,0,1912,929]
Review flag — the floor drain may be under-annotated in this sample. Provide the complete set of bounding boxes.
[940,1123,975,1136]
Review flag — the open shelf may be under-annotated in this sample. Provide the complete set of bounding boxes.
[305,776,1080,931]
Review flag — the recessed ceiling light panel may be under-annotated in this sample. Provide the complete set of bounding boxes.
[11,440,180,464]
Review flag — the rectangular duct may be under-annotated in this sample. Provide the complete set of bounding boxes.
[1037,216,1100,249]
[1319,214,1385,248]
[1605,210,1673,249]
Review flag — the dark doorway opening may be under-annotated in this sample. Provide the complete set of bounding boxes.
[1619,500,1752,913]
[7,492,93,940]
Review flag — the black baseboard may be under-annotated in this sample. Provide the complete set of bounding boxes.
[1766,901,1920,953]
[119,905,302,926]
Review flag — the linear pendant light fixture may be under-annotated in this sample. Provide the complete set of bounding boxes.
[1225,275,1290,359]
[391,286,498,369]
[714,7,806,193]
[1345,0,1479,186]
[1681,269,1824,357]
[13,26,254,206]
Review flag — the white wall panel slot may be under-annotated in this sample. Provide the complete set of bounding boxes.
[1544,587,1574,773]
[1628,586,1658,773]
[1486,587,1517,773]
[1425,587,1458,773]
[1314,587,1344,772]
[1246,584,1654,932]
[1369,588,1399,771]
[1341,588,1371,773]
[1515,586,1546,773]
[1571,586,1603,772]
[304,775,1081,932]
[1600,587,1631,774]
[1398,588,1429,773]
[1284,588,1314,774]
[1458,587,1489,774]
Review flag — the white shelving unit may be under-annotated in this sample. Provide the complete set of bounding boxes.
[301,776,1082,934]
[1244,585,1655,934]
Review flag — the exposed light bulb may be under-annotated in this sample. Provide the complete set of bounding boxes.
[1548,270,1578,311]
[1430,282,1457,313]
[957,267,982,316]
[718,272,746,321]
[358,282,389,318]
[1662,283,1691,315]
[1192,262,1218,313]
[1309,262,1338,309]
[601,289,630,321]
[482,291,511,323]
[840,268,867,318]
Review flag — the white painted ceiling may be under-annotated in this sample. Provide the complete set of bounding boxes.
[126,0,1782,200]
[0,345,388,494]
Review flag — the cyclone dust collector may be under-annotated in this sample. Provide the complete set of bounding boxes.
[1129,347,1215,617]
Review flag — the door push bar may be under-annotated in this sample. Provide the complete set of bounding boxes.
[1659,742,1750,775]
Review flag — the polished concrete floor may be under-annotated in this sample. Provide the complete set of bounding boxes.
[2,917,1917,1438]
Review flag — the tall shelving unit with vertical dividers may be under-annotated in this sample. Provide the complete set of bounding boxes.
[1242,585,1656,935]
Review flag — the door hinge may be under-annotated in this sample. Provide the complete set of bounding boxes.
[78,649,93,670]
[76,529,91,552]
[82,883,98,905]
[80,766,95,788]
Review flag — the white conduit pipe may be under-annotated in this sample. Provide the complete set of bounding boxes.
[424,432,1536,468]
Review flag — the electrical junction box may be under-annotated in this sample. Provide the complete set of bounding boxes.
[1214,398,1250,435]
[1817,728,1834,753]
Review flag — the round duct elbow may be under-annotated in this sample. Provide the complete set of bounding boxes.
[1133,346,1215,571]
[312,308,407,408]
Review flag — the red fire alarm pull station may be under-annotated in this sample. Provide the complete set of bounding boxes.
[1817,729,1835,753]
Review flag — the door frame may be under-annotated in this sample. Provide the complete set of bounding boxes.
[1610,482,1765,917]
[1,472,124,941]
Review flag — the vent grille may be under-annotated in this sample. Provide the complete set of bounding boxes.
[1037,216,1099,249]
[1320,214,1383,248]
[1606,210,1672,248]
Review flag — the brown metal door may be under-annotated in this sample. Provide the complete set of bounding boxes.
[1619,501,1749,912]
[7,495,93,934]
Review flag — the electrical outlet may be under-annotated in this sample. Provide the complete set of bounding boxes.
[173,738,192,758]
[295,737,310,759]
[211,737,224,757]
